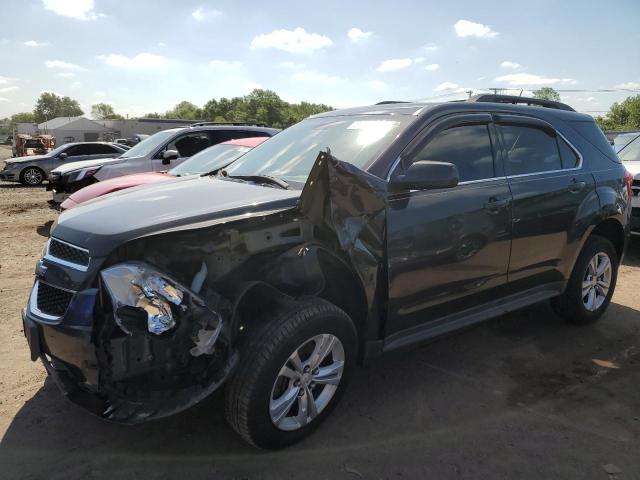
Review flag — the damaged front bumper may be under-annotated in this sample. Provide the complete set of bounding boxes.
[23,261,236,424]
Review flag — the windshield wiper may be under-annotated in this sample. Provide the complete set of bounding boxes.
[221,174,290,190]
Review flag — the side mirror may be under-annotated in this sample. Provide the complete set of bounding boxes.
[389,160,459,192]
[162,149,179,165]
[58,152,68,160]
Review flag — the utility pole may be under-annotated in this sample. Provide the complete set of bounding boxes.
[466,90,474,99]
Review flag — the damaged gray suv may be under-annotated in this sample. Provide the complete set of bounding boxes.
[22,95,631,448]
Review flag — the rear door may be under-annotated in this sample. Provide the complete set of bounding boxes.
[386,114,513,337]
[495,114,594,292]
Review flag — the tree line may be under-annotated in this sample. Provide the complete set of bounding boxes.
[3,88,639,136]
[1,89,333,133]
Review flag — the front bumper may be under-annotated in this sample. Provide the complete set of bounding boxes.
[0,169,18,181]
[23,260,235,424]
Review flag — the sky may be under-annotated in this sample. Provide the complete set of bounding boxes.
[0,0,639,119]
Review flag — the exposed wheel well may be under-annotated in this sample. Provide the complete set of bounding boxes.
[230,253,369,357]
[591,218,625,259]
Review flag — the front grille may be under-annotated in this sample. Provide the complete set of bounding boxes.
[48,238,89,267]
[36,282,74,317]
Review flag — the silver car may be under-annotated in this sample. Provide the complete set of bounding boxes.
[0,142,129,186]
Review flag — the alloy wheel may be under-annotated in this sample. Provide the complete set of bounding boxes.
[23,168,43,185]
[582,252,612,311]
[269,334,345,431]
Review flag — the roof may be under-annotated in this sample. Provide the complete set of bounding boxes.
[312,98,592,122]
[221,137,269,148]
[38,116,111,132]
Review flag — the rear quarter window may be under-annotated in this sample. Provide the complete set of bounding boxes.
[567,120,620,164]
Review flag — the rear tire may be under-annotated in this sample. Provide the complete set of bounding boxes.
[552,235,618,325]
[225,297,357,449]
[20,167,45,186]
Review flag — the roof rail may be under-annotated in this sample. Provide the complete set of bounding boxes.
[375,100,410,105]
[189,121,267,127]
[469,94,575,112]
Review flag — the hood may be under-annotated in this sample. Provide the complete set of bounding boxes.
[5,154,49,164]
[53,175,300,256]
[52,156,131,175]
[622,160,640,177]
[66,172,171,207]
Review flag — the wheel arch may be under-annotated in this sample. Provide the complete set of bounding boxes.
[590,217,626,260]
[228,246,370,361]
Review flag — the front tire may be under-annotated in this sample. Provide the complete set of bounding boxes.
[552,235,618,325]
[225,297,357,449]
[20,167,45,186]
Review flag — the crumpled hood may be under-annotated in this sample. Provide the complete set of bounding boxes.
[623,161,640,177]
[53,175,300,256]
[52,156,132,175]
[5,154,49,164]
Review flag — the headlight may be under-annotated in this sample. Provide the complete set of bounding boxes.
[67,166,102,183]
[100,263,222,354]
[4,161,17,170]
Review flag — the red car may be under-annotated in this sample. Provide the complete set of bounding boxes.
[60,137,268,210]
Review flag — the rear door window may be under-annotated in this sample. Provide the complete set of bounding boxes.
[499,125,561,175]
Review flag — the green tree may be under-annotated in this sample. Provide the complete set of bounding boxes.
[33,92,83,123]
[91,103,124,120]
[143,112,162,119]
[532,87,561,102]
[11,112,35,124]
[165,101,202,120]
[595,95,640,131]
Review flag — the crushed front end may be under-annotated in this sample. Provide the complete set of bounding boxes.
[23,237,235,424]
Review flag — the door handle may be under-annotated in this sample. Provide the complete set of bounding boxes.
[483,197,509,214]
[568,179,586,193]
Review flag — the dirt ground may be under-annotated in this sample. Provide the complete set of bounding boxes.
[0,144,639,479]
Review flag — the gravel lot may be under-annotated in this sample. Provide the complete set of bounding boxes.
[0,144,639,479]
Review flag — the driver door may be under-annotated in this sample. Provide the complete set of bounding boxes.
[385,114,513,338]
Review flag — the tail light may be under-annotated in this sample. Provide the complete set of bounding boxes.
[624,169,634,199]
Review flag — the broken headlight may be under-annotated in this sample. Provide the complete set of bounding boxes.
[100,263,222,352]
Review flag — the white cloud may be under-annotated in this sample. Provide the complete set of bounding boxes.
[414,57,425,64]
[423,43,439,52]
[98,53,168,69]
[251,27,332,54]
[45,60,84,70]
[24,40,50,47]
[71,81,81,88]
[377,58,413,72]
[454,19,499,38]
[500,61,521,69]
[435,82,460,92]
[95,91,106,97]
[208,60,243,69]
[0,76,14,85]
[292,71,345,84]
[42,0,100,20]
[0,86,19,93]
[157,42,166,47]
[424,63,440,71]
[280,61,306,70]
[348,27,372,42]
[0,97,8,102]
[363,80,388,91]
[56,72,75,78]
[192,6,222,21]
[495,73,575,86]
[615,82,640,89]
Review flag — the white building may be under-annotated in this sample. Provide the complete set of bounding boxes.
[38,116,111,145]
[98,118,200,139]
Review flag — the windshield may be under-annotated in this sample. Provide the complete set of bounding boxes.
[619,135,640,161]
[225,115,412,188]
[614,133,640,153]
[169,144,251,176]
[119,129,179,159]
